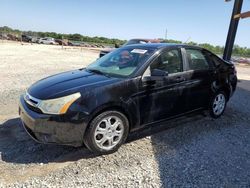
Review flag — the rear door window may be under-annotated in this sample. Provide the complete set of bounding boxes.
[186,49,209,70]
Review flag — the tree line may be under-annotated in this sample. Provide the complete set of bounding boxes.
[0,26,126,46]
[1,26,249,57]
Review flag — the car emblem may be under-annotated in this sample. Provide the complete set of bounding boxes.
[24,93,40,107]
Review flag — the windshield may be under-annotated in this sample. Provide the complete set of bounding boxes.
[87,47,155,77]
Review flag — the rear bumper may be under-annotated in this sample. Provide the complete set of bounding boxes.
[19,96,88,147]
[230,75,237,98]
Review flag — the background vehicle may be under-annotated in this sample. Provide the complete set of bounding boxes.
[0,33,9,40]
[55,39,68,46]
[99,38,162,57]
[19,43,237,154]
[38,37,56,45]
[31,37,40,43]
[21,34,32,42]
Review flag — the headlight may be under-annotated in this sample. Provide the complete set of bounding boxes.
[38,92,81,115]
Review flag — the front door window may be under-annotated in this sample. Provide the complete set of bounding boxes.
[150,49,183,74]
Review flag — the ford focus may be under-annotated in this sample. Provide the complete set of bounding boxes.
[19,43,237,154]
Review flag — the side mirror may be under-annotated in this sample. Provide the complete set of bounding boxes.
[142,69,168,84]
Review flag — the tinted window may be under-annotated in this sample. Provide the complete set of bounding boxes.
[205,51,223,67]
[186,49,209,70]
[151,49,183,74]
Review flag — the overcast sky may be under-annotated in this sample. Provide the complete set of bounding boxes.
[0,0,249,47]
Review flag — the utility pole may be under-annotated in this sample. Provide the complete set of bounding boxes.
[165,28,168,40]
[61,35,64,49]
[223,0,243,61]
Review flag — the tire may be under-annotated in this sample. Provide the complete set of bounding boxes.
[209,91,227,118]
[83,110,129,154]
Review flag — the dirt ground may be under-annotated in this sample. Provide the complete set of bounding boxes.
[0,41,98,121]
[0,41,250,187]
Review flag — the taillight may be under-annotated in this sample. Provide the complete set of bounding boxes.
[233,65,237,75]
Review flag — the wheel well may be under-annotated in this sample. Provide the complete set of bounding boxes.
[221,86,231,101]
[86,106,132,133]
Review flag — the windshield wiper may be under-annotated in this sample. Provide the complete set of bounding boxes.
[86,68,110,77]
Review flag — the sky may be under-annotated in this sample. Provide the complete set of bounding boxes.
[0,0,249,47]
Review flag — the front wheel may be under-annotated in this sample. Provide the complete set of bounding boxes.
[84,111,129,154]
[209,91,227,118]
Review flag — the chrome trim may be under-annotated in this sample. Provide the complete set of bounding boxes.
[24,92,41,107]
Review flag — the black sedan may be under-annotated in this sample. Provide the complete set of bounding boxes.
[19,43,237,154]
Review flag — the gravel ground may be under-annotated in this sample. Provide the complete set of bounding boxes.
[0,41,250,187]
[0,41,97,121]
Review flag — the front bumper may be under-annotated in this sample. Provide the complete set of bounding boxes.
[19,96,88,147]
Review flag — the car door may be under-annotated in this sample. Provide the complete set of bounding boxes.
[138,47,188,125]
[183,48,214,111]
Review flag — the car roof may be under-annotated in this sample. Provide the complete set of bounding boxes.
[122,43,204,50]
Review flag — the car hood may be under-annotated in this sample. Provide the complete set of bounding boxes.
[28,69,119,100]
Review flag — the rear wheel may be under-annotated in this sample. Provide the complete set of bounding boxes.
[84,111,129,154]
[209,91,227,118]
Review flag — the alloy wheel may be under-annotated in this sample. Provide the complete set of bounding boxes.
[212,93,226,116]
[94,116,124,150]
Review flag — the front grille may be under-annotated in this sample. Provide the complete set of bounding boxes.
[29,98,38,105]
[25,100,43,113]
[24,92,43,114]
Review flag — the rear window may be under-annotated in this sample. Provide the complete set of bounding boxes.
[205,51,224,67]
[124,40,148,46]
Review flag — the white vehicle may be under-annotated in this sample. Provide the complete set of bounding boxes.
[38,37,56,45]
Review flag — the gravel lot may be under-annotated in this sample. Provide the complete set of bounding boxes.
[0,41,250,187]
